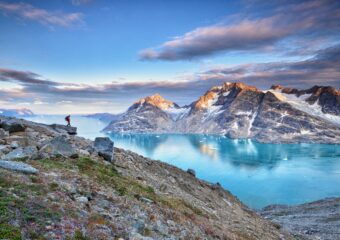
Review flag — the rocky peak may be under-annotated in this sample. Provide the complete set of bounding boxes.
[193,82,260,110]
[270,84,339,97]
[129,93,176,111]
[193,90,219,110]
[305,85,340,96]
[222,82,259,92]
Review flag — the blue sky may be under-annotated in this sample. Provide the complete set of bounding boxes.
[0,0,339,113]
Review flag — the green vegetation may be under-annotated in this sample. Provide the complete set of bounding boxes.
[37,157,206,217]
[0,223,21,240]
[0,173,61,240]
[0,156,208,239]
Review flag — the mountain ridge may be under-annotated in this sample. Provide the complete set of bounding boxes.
[104,82,340,144]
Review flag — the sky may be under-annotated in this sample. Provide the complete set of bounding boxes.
[0,0,339,114]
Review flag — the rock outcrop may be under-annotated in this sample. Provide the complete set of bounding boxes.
[49,124,77,135]
[0,115,294,239]
[0,118,26,133]
[94,137,114,162]
[104,82,340,144]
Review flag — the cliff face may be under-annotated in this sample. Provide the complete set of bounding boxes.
[0,116,292,239]
[104,82,340,144]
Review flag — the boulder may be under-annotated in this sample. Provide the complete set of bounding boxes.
[0,145,11,155]
[3,146,39,161]
[10,141,19,149]
[0,128,9,138]
[49,124,77,135]
[94,137,114,162]
[6,135,31,148]
[0,160,38,174]
[40,135,78,158]
[0,119,26,133]
[187,168,196,177]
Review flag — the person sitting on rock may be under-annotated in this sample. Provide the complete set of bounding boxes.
[65,115,71,127]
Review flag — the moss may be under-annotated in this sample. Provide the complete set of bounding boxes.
[49,182,59,191]
[71,229,91,240]
[0,223,21,240]
[158,197,205,217]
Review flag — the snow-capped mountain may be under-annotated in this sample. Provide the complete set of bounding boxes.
[103,94,181,133]
[0,108,34,118]
[104,82,340,144]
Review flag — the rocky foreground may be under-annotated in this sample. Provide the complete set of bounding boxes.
[0,116,293,239]
[261,198,340,240]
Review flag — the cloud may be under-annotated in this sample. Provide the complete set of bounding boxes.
[0,68,59,86]
[71,0,92,6]
[1,44,339,113]
[140,17,291,61]
[0,1,84,28]
[139,0,340,61]
[196,44,340,88]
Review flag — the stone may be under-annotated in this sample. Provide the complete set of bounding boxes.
[94,137,114,162]
[40,135,77,158]
[10,141,19,149]
[76,196,89,203]
[3,146,39,161]
[49,124,77,135]
[0,160,38,174]
[211,182,222,190]
[0,128,9,138]
[0,119,26,133]
[0,145,10,153]
[6,135,30,147]
[186,168,196,177]
[139,197,154,204]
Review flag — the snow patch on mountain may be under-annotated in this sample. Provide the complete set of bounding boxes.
[270,90,340,126]
[165,106,190,121]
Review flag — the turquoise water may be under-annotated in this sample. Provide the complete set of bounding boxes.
[108,133,340,209]
[24,116,340,209]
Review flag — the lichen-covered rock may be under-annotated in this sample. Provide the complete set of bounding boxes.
[0,128,9,138]
[40,135,78,158]
[49,124,77,135]
[0,118,26,133]
[2,146,39,161]
[0,160,38,174]
[94,137,114,162]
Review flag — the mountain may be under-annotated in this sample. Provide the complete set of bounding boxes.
[0,108,34,118]
[270,85,340,118]
[103,94,188,133]
[104,82,340,144]
[85,112,121,123]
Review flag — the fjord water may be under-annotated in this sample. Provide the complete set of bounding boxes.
[108,133,340,209]
[24,115,340,209]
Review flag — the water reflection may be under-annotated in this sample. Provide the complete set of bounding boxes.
[109,134,168,155]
